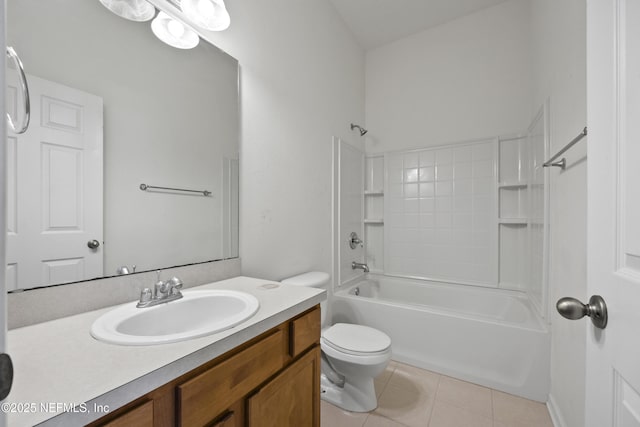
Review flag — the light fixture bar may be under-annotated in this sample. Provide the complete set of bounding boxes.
[181,0,230,31]
[151,11,200,49]
[101,0,230,51]
[98,0,156,22]
[163,0,230,31]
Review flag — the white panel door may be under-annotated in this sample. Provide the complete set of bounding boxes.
[1,10,10,418]
[586,1,640,425]
[6,74,103,290]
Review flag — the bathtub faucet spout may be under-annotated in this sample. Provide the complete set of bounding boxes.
[352,261,369,273]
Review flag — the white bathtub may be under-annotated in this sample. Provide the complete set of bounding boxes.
[331,274,550,402]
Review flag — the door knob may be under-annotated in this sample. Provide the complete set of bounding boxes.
[556,295,608,329]
[87,239,100,250]
[0,353,13,401]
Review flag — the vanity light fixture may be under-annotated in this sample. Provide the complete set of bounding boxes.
[181,0,230,31]
[99,0,231,50]
[151,11,200,49]
[98,0,156,22]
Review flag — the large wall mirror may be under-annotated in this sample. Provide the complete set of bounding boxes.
[6,0,239,292]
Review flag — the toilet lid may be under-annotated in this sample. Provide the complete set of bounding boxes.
[322,323,391,354]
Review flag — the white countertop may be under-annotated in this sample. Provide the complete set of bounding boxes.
[6,276,325,427]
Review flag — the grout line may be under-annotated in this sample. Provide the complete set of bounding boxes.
[491,389,496,422]
[374,413,411,427]
[491,389,496,426]
[433,375,497,421]
[433,372,443,399]
[425,374,442,427]
[374,362,397,398]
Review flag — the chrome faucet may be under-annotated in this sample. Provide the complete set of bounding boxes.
[351,261,369,273]
[117,265,136,275]
[137,271,183,308]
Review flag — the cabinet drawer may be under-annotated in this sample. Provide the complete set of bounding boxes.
[290,306,320,358]
[177,329,285,427]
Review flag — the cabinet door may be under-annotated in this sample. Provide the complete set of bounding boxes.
[99,400,153,427]
[211,412,238,427]
[210,400,243,427]
[247,346,320,427]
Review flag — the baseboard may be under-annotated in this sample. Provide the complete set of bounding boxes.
[547,393,569,427]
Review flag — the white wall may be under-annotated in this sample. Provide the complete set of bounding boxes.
[530,1,587,427]
[198,0,366,281]
[365,0,532,153]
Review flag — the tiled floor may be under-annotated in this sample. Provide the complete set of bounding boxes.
[320,361,554,427]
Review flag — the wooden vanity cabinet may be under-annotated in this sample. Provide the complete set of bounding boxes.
[247,346,320,426]
[90,305,321,427]
[177,328,285,426]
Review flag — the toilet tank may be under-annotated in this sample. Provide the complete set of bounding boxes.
[281,272,330,325]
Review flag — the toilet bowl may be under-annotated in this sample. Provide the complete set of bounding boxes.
[281,272,392,412]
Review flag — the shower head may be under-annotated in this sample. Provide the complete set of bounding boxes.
[350,123,368,136]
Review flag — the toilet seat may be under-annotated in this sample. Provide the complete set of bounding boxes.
[321,323,391,365]
[321,338,391,365]
[322,323,391,353]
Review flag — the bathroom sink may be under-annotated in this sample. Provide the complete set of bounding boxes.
[91,290,260,345]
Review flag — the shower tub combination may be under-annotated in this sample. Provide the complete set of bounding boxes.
[331,274,550,402]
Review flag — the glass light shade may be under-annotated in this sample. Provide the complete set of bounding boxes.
[98,0,156,22]
[151,11,200,49]
[181,0,231,31]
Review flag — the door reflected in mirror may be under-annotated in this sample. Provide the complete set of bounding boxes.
[6,0,239,291]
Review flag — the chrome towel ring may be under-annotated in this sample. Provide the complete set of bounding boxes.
[6,46,30,135]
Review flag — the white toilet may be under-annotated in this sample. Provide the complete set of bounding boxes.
[281,272,392,412]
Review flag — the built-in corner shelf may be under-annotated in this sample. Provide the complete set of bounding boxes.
[499,218,527,225]
[364,219,384,225]
[365,155,385,273]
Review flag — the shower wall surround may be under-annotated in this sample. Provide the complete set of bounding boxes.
[331,130,551,403]
[342,128,547,303]
[385,141,498,285]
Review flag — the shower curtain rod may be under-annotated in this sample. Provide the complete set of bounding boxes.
[543,127,587,169]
